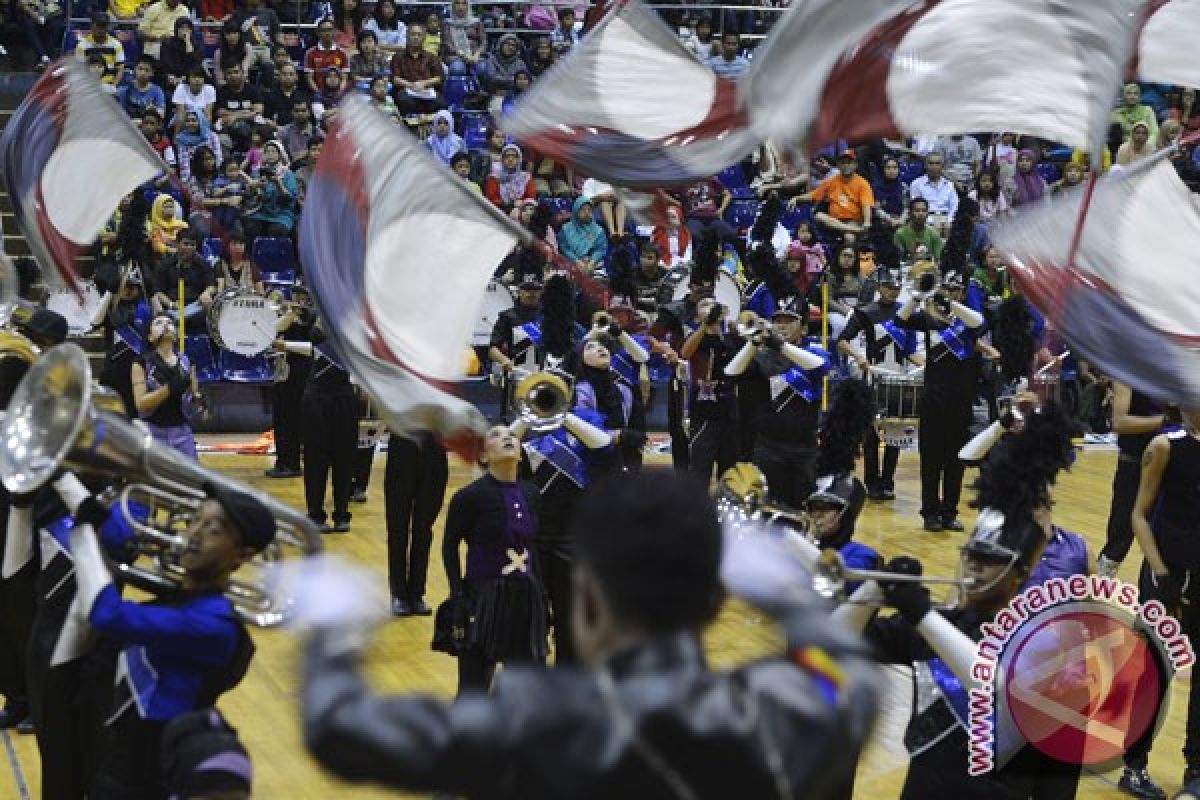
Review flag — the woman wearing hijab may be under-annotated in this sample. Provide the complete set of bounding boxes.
[484,144,536,214]
[573,334,647,474]
[149,194,190,258]
[426,110,465,166]
[175,110,223,186]
[1010,149,1046,208]
[1116,120,1156,166]
[481,33,527,94]
[558,196,608,273]
[243,140,300,238]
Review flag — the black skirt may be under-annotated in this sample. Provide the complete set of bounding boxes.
[465,575,548,665]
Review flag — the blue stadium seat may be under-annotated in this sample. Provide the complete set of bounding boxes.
[219,351,275,384]
[201,237,223,266]
[460,111,490,150]
[444,75,481,112]
[1036,163,1062,184]
[184,335,222,384]
[1044,146,1073,163]
[540,197,573,217]
[718,164,750,198]
[260,269,296,286]
[724,198,761,231]
[898,161,925,184]
[252,237,295,275]
[780,202,814,230]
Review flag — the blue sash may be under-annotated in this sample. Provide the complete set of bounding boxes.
[939,319,971,361]
[113,324,145,356]
[928,656,973,729]
[611,334,651,387]
[880,318,916,357]
[45,516,75,551]
[525,430,588,489]
[517,319,544,348]
[647,351,673,384]
[778,366,817,404]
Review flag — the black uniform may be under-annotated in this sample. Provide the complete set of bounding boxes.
[685,328,740,483]
[1101,390,1164,563]
[652,299,697,471]
[301,331,360,528]
[489,302,543,421]
[94,263,152,419]
[839,299,913,494]
[385,431,448,608]
[270,306,314,475]
[898,311,982,525]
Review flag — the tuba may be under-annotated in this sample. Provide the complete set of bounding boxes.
[0,344,323,627]
[511,368,572,434]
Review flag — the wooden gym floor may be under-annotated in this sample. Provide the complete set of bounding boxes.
[3,444,1193,799]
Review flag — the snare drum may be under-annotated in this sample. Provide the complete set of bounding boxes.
[207,288,277,356]
[46,281,104,335]
[872,373,924,450]
[668,265,742,316]
[472,281,514,347]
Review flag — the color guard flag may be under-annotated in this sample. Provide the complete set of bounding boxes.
[504,0,757,188]
[1137,0,1200,89]
[299,97,529,455]
[744,0,1141,157]
[1,59,163,292]
[990,151,1200,407]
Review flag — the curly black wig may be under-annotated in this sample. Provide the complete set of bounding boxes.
[690,227,720,287]
[528,202,554,241]
[816,378,875,476]
[116,191,152,269]
[991,296,1036,383]
[541,273,576,359]
[867,215,903,272]
[969,399,1080,520]
[607,244,638,301]
[938,194,978,276]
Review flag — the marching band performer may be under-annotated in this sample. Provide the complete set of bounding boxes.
[573,334,647,475]
[94,263,153,419]
[724,292,830,508]
[49,472,274,800]
[265,283,315,480]
[442,424,546,693]
[895,270,986,532]
[133,313,202,459]
[385,429,448,617]
[488,274,546,419]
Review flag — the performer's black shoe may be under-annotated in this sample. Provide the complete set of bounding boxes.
[0,704,29,729]
[941,517,965,532]
[881,488,896,500]
[410,598,432,616]
[265,466,302,478]
[350,490,368,504]
[331,521,351,533]
[1118,767,1166,800]
[866,486,887,501]
[391,598,412,617]
[15,717,33,735]
[922,516,942,532]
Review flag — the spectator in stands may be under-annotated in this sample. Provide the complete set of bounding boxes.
[893,197,943,262]
[984,131,1018,199]
[214,19,253,87]
[185,145,221,236]
[158,16,201,91]
[292,137,321,201]
[1049,162,1084,196]
[199,0,233,23]
[651,204,692,266]
[1115,120,1155,167]
[305,18,350,94]
[215,63,263,152]
[173,67,217,136]
[1169,87,1200,133]
[350,30,388,83]
[791,221,826,275]
[443,0,485,74]
[688,14,718,59]
[872,156,907,227]
[426,110,465,166]
[485,144,537,213]
[111,0,143,21]
[550,7,579,54]
[581,177,629,241]
[87,47,112,88]
[364,0,406,55]
[970,170,1010,221]
[1011,149,1046,208]
[16,0,65,71]
[528,36,555,78]
[559,197,608,275]
[215,232,263,293]
[209,158,246,235]
[149,194,190,259]
[75,12,125,87]
[708,32,749,80]
[151,228,216,315]
[234,0,284,72]
[788,149,873,239]
[120,56,167,118]
[422,11,442,57]
[264,63,311,128]
[482,33,529,95]
[677,176,734,241]
[480,125,508,177]
[270,45,292,76]
[138,0,190,63]
[1111,82,1158,142]
[333,0,364,53]
[826,243,867,341]
[907,151,957,232]
[243,141,300,238]
[451,151,482,193]
[933,134,982,187]
[141,108,178,174]
[368,76,400,120]
[1157,118,1182,151]
[176,110,223,184]
[530,148,571,197]
[390,24,444,115]
[312,68,348,121]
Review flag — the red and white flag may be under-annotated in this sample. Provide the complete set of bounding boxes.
[1137,0,1200,89]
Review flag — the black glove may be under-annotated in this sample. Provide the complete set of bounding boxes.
[607,324,622,340]
[705,305,723,326]
[763,332,784,352]
[619,429,647,452]
[880,556,932,625]
[9,490,38,509]
[1151,571,1182,611]
[75,496,111,529]
[167,372,191,397]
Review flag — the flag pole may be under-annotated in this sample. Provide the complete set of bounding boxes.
[178,278,185,349]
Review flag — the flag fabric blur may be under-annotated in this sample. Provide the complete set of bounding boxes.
[990,151,1200,407]
[744,0,1141,157]
[299,97,529,455]
[1,59,163,292]
[504,0,757,188]
[1137,0,1200,89]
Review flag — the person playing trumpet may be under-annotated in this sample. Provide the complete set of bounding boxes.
[724,296,830,508]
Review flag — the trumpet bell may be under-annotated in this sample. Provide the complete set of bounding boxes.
[514,369,572,433]
[716,463,810,531]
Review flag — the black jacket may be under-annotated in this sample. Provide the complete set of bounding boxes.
[303,609,879,799]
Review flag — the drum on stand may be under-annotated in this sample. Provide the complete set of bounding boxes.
[207,288,278,356]
[46,281,104,335]
[872,371,924,450]
[472,281,514,347]
[669,265,742,317]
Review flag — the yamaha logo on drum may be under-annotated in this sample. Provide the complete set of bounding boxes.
[232,298,268,309]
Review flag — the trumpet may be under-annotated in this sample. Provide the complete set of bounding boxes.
[0,344,322,627]
[716,463,811,533]
[512,368,573,435]
[908,260,941,299]
[592,310,612,331]
[736,310,770,339]
[813,549,976,603]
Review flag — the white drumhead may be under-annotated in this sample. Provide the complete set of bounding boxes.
[472,282,514,347]
[214,292,276,356]
[715,271,742,316]
[45,281,103,335]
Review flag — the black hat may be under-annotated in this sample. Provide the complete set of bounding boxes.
[21,309,68,346]
[806,472,867,548]
[202,482,275,552]
[91,10,110,26]
[771,294,807,320]
[518,274,544,290]
[162,709,253,798]
[963,509,1044,570]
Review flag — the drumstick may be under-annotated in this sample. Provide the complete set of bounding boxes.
[1035,351,1069,376]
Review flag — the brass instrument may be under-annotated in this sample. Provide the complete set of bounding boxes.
[736,310,770,340]
[716,463,811,533]
[0,253,37,372]
[0,344,323,627]
[909,260,941,298]
[512,368,573,434]
[591,310,612,331]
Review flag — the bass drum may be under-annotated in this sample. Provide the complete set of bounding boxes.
[669,266,742,316]
[207,288,277,356]
[472,281,514,347]
[46,281,104,335]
